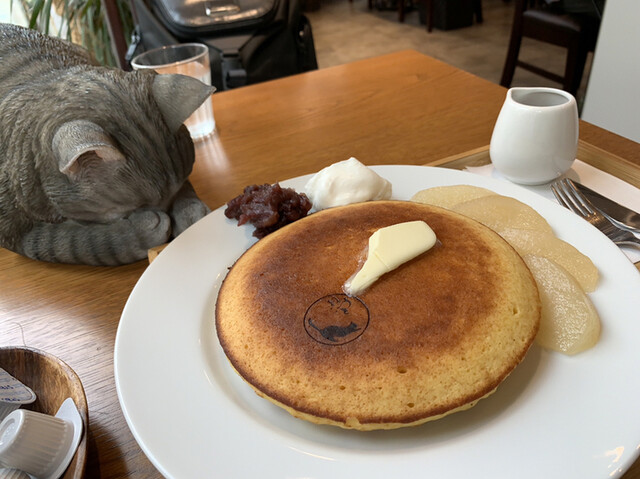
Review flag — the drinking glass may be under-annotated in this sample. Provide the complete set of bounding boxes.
[490,87,578,185]
[131,43,216,140]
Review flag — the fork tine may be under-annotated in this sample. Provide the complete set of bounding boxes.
[561,179,595,216]
[550,182,564,205]
[559,179,592,216]
[551,180,640,248]
[551,180,582,216]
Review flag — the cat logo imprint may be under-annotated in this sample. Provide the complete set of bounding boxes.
[304,294,369,345]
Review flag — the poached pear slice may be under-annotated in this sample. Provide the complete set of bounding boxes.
[452,195,553,234]
[411,184,496,210]
[524,254,600,355]
[500,228,598,293]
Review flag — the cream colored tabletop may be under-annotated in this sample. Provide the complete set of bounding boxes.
[1,50,639,478]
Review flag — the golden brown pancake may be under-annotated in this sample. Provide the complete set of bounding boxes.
[215,200,540,430]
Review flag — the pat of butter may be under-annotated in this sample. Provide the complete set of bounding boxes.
[343,220,437,296]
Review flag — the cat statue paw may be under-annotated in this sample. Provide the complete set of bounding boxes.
[19,209,172,266]
[0,24,214,266]
[129,209,173,247]
[170,183,212,237]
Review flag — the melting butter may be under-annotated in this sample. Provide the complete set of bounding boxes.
[343,220,437,296]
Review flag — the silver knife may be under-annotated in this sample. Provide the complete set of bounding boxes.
[574,181,640,234]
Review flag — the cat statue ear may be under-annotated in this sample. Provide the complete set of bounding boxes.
[52,120,126,179]
[152,74,215,134]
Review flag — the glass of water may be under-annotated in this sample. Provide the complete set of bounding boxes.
[131,43,216,140]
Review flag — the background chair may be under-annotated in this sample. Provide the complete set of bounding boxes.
[367,0,481,28]
[365,0,413,22]
[500,0,601,96]
[422,0,483,32]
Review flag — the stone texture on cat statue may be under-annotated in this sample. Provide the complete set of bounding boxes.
[0,23,213,265]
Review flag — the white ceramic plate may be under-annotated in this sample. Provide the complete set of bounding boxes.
[114,166,640,479]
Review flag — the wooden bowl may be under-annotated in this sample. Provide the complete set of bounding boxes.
[0,346,88,479]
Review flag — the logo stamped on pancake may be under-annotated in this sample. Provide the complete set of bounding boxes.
[304,294,369,345]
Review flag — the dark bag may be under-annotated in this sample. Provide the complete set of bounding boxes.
[129,0,318,90]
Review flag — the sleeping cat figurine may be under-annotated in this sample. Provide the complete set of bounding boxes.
[0,23,213,265]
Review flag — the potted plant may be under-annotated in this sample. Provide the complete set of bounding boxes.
[23,0,134,67]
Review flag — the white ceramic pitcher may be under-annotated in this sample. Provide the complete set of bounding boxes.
[489,87,579,185]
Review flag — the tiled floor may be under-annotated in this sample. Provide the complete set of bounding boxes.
[306,0,593,104]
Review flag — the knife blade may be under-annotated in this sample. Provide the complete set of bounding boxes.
[574,181,640,234]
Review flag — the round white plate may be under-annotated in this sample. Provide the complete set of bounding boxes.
[114,166,640,479]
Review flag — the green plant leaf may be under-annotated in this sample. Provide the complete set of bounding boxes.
[25,0,133,67]
[28,0,45,31]
[41,0,53,33]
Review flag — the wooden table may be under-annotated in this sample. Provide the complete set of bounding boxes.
[1,50,639,478]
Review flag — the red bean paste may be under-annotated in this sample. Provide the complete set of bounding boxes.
[224,184,312,238]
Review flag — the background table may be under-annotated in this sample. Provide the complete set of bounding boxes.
[1,50,638,478]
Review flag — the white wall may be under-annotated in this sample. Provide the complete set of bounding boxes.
[0,0,28,26]
[582,0,640,143]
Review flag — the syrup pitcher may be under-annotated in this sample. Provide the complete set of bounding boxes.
[490,87,579,185]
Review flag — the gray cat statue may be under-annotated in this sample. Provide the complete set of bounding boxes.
[0,23,213,265]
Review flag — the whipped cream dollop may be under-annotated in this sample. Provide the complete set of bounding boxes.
[304,157,392,211]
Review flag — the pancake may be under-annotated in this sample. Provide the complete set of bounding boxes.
[215,200,540,430]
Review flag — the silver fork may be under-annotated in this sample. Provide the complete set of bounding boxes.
[551,178,640,248]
